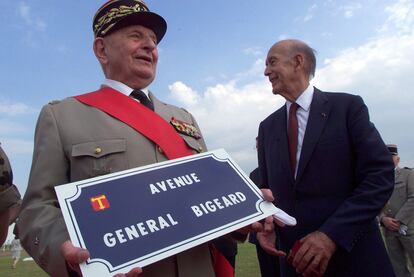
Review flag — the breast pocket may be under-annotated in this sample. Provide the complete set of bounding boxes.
[70,139,128,181]
[181,135,205,154]
[394,182,406,198]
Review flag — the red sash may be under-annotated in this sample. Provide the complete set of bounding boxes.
[74,87,234,276]
[74,87,193,159]
[211,245,235,277]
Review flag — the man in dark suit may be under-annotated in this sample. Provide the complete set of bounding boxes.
[256,39,395,277]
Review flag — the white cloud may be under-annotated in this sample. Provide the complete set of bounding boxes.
[321,32,333,38]
[235,58,265,80]
[303,4,318,22]
[314,33,414,109]
[18,2,30,22]
[340,3,363,18]
[169,82,200,106]
[278,34,289,41]
[242,47,263,57]
[169,61,284,171]
[0,101,37,116]
[1,138,33,155]
[16,2,47,45]
[303,14,313,22]
[0,119,27,134]
[0,101,38,157]
[379,0,414,34]
[18,2,46,31]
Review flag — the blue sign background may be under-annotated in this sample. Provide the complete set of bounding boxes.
[64,154,265,272]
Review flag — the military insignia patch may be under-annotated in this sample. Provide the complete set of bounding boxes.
[170,117,202,139]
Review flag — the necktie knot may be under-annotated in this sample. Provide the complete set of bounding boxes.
[289,102,299,114]
[130,90,154,111]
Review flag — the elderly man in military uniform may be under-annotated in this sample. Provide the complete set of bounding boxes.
[16,1,253,276]
[380,144,414,277]
[0,144,21,246]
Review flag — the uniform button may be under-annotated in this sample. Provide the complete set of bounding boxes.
[95,147,102,154]
[157,146,164,154]
[198,146,203,152]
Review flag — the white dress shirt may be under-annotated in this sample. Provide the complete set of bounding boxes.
[286,84,314,177]
[102,78,150,100]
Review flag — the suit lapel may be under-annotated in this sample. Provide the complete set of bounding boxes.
[296,88,331,182]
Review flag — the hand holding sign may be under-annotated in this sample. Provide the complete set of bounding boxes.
[61,240,144,277]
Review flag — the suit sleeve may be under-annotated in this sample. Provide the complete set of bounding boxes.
[319,96,394,252]
[17,104,71,277]
[395,170,414,225]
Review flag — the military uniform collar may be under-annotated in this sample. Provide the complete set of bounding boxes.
[102,79,149,98]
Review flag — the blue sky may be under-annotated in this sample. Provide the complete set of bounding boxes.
[1,0,414,197]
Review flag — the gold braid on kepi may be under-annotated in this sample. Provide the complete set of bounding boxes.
[93,0,167,43]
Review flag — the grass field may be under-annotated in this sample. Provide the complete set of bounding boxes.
[0,243,261,276]
[0,252,47,277]
[235,243,261,276]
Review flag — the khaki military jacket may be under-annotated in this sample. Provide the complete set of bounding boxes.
[381,167,414,236]
[0,145,20,212]
[17,92,215,277]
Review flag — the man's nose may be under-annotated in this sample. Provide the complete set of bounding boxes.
[142,36,156,50]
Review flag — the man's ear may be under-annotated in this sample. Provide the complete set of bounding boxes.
[93,37,107,65]
[293,54,305,71]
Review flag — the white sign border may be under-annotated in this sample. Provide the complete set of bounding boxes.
[56,149,278,276]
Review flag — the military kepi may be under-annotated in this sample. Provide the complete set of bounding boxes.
[386,144,398,155]
[93,0,167,43]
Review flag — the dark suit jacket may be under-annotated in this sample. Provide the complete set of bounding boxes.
[258,88,395,276]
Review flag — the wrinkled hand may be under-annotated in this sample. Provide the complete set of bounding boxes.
[61,240,90,276]
[61,241,142,277]
[291,231,336,277]
[235,188,279,237]
[382,217,400,231]
[255,188,286,257]
[261,188,275,203]
[256,229,286,257]
[261,189,286,228]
